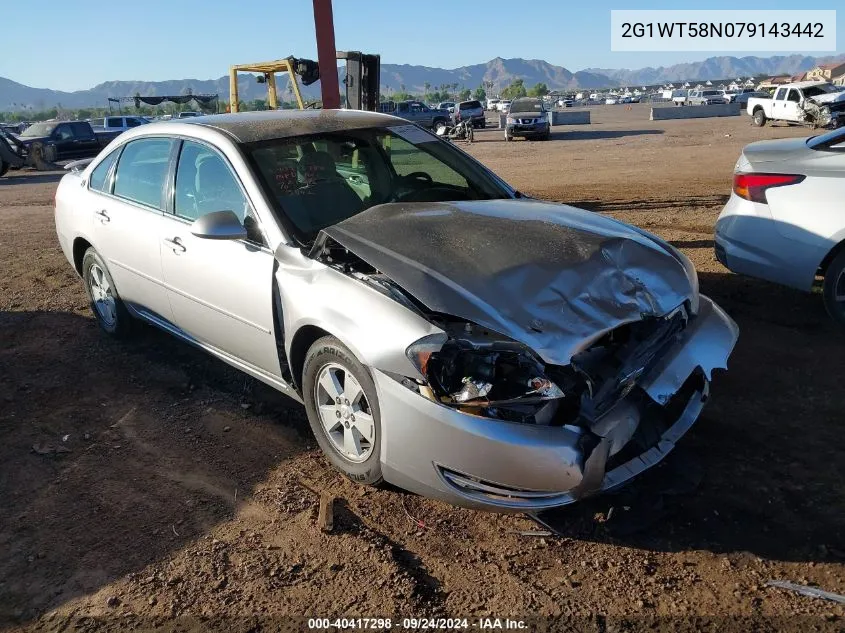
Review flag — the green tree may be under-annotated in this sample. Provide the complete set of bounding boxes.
[501,78,527,99]
[423,82,431,100]
[251,98,267,111]
[474,85,487,102]
[458,88,472,101]
[528,82,549,97]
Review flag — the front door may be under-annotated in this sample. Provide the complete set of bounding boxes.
[89,138,174,322]
[159,140,281,377]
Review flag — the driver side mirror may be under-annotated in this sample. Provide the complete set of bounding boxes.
[190,210,247,240]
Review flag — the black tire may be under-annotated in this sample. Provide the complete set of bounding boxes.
[432,118,446,131]
[822,250,845,327]
[302,336,383,486]
[0,160,8,177]
[479,120,486,128]
[752,109,767,127]
[81,248,133,337]
[504,131,512,142]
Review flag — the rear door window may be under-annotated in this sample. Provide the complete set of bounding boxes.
[89,147,122,193]
[70,122,94,139]
[113,138,174,210]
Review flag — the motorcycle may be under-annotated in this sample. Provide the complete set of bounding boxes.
[434,117,474,143]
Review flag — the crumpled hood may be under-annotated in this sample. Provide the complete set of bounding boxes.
[808,90,845,105]
[320,199,697,366]
[15,135,47,145]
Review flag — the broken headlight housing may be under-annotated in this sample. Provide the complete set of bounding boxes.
[406,323,581,425]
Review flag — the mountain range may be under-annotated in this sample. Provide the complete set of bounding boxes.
[2,53,843,111]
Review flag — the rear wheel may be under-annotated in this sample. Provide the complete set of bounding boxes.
[82,248,133,338]
[822,250,845,327]
[752,109,767,127]
[302,336,383,486]
[0,160,8,177]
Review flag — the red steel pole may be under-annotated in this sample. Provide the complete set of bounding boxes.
[312,0,341,109]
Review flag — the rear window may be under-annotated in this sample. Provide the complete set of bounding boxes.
[807,127,845,150]
[459,101,482,110]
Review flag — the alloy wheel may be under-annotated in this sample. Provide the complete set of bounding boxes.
[313,362,375,463]
[88,263,117,327]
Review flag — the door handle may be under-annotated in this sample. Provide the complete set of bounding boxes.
[95,209,110,223]
[163,237,186,254]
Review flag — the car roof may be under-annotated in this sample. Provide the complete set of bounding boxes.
[177,109,404,144]
[780,81,830,89]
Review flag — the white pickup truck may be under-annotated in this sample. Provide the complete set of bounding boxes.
[747,81,845,128]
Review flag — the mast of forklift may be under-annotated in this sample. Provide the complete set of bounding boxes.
[313,0,341,109]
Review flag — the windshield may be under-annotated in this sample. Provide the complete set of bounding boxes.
[702,91,720,96]
[245,126,512,244]
[509,100,545,113]
[20,122,56,137]
[807,127,845,150]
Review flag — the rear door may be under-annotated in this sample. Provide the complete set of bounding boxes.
[70,122,100,156]
[783,89,802,122]
[159,139,281,377]
[89,137,174,322]
[773,88,787,118]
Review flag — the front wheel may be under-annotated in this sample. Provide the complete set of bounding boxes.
[302,336,383,486]
[0,160,8,177]
[82,248,133,337]
[752,109,767,127]
[822,250,845,327]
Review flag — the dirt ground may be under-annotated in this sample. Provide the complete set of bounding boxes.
[1,104,843,632]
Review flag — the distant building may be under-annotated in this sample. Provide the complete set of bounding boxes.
[805,62,845,83]
[756,75,792,90]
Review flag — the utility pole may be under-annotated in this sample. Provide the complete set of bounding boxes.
[313,0,341,109]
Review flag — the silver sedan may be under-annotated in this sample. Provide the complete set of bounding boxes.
[55,110,738,512]
[715,127,845,325]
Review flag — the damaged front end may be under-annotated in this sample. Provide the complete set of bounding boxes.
[308,200,739,510]
[399,299,734,509]
[800,97,845,128]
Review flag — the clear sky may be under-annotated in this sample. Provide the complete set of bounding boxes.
[2,0,842,91]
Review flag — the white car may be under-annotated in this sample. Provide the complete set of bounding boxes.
[486,98,500,111]
[496,100,512,112]
[715,127,845,324]
[605,97,619,105]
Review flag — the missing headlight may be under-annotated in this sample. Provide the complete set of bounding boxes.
[407,322,585,425]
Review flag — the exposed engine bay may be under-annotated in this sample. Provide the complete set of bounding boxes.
[800,95,845,128]
[415,307,689,428]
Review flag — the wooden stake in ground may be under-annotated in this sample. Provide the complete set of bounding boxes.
[318,493,335,533]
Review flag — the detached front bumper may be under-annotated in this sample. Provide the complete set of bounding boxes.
[375,295,738,512]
